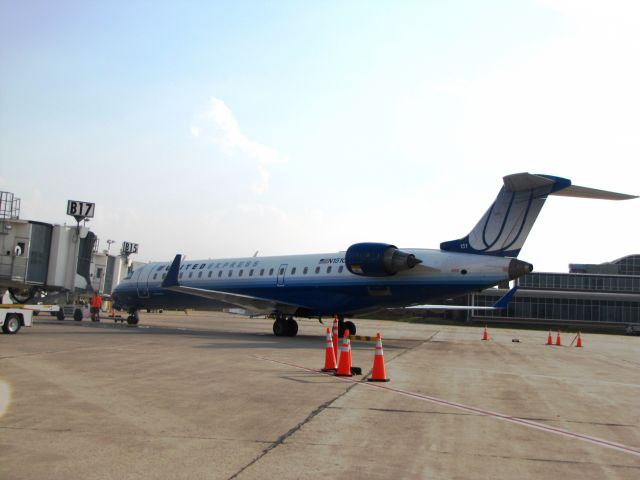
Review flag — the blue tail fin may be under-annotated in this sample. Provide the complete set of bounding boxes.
[440,173,636,258]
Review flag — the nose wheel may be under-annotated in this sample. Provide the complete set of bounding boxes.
[126,310,139,325]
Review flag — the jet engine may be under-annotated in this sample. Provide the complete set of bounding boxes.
[345,243,422,277]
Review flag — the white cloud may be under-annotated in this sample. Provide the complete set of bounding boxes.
[191,97,287,194]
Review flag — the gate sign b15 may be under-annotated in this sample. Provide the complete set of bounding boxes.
[122,242,139,255]
[66,200,95,218]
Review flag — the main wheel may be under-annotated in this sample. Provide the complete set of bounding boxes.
[285,319,298,337]
[344,320,356,336]
[126,315,139,325]
[73,308,83,322]
[2,314,22,334]
[273,319,287,336]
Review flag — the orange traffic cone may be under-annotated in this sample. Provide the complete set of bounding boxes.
[555,331,562,346]
[576,332,583,348]
[332,315,339,363]
[482,326,489,341]
[322,328,338,371]
[367,332,390,382]
[335,329,353,377]
[546,330,553,345]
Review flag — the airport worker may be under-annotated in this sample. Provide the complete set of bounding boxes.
[90,292,103,322]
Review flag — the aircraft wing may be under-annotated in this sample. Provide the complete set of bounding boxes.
[404,287,518,310]
[161,254,302,315]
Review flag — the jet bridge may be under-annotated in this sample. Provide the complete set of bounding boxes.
[0,191,96,300]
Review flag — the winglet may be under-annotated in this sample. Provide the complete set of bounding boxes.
[493,286,518,309]
[162,254,183,288]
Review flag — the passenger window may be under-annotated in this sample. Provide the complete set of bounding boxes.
[188,272,193,278]
[179,273,184,279]
[315,267,320,274]
[162,273,166,279]
[303,267,308,274]
[279,267,285,275]
[198,271,202,278]
[239,270,243,277]
[291,267,296,275]
[218,271,223,278]
[327,266,332,274]
[228,270,233,277]
[208,271,213,278]
[153,274,157,280]
[249,269,254,276]
[260,269,265,276]
[338,266,344,273]
[269,268,274,276]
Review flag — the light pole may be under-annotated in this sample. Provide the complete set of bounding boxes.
[106,239,115,255]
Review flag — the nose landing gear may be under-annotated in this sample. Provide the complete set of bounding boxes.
[126,309,139,325]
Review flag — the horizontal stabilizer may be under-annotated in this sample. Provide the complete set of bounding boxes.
[551,185,637,200]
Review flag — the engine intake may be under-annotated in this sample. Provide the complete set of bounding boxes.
[345,243,422,277]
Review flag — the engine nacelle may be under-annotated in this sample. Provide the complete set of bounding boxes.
[345,243,422,277]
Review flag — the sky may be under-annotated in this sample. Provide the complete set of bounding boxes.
[1,0,639,272]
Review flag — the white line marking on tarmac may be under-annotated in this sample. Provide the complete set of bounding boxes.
[255,355,640,459]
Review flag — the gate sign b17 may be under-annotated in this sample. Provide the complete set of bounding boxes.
[66,200,95,219]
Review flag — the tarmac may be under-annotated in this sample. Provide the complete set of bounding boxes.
[1,311,639,479]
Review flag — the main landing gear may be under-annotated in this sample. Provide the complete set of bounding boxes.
[270,314,357,338]
[337,315,357,337]
[273,314,298,337]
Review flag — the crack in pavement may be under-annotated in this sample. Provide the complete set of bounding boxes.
[226,381,360,480]
[228,334,437,480]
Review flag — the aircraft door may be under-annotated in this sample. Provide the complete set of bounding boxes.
[136,265,152,298]
[277,264,287,287]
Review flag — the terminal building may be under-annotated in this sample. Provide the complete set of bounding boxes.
[469,255,640,331]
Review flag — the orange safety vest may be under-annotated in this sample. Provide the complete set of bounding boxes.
[90,295,102,309]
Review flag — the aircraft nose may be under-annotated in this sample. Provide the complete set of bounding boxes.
[508,259,533,280]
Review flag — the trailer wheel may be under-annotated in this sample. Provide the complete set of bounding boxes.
[2,314,22,334]
[56,309,65,321]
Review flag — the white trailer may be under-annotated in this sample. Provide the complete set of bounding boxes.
[0,303,61,333]
[1,306,34,334]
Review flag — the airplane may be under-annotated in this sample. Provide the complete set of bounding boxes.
[111,172,636,336]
